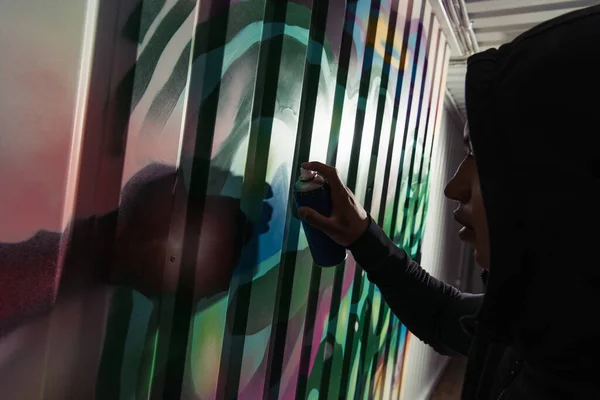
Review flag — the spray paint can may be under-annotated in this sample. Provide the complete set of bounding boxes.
[293,167,348,267]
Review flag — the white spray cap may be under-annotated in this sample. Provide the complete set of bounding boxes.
[299,167,317,181]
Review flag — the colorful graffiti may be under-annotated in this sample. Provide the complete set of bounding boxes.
[0,0,448,398]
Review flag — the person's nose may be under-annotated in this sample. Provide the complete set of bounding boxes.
[444,159,471,203]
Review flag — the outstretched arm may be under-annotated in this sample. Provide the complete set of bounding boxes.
[349,218,483,357]
[296,161,482,356]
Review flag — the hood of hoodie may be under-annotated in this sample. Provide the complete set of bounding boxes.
[465,5,600,374]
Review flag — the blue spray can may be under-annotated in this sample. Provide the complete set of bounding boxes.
[293,167,347,267]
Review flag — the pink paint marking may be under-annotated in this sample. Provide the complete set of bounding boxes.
[277,307,306,399]
[278,334,302,400]
[237,342,268,400]
[308,286,333,374]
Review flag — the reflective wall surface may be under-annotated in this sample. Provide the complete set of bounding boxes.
[0,0,448,398]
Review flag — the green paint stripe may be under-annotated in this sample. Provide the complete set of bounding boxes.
[95,288,133,400]
[368,307,392,400]
[346,0,382,192]
[289,2,343,398]
[157,0,233,395]
[263,227,304,400]
[337,0,388,396]
[347,2,403,393]
[295,266,324,400]
[354,283,376,398]
[322,0,402,395]
[388,325,403,398]
[375,324,391,400]
[148,293,175,397]
[325,264,359,400]
[378,0,415,229]
[380,318,400,399]
[355,284,375,399]
[362,360,374,400]
[363,0,401,212]
[397,13,435,248]
[134,306,160,400]
[391,324,408,398]
[392,5,430,243]
[406,28,443,250]
[339,273,366,398]
[411,43,448,252]
[318,4,365,396]
[410,43,449,259]
[262,0,337,397]
[326,0,358,166]
[397,327,411,399]
[388,0,427,240]
[215,1,291,398]
[318,264,346,396]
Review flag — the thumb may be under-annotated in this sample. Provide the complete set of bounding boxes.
[298,207,333,233]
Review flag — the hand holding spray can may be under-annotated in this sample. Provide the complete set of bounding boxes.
[293,167,347,267]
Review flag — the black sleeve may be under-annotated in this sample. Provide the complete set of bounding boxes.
[348,218,483,357]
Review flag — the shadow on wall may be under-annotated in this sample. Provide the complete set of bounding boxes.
[0,163,272,334]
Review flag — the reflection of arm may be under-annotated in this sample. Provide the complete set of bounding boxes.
[349,219,483,357]
[0,231,61,332]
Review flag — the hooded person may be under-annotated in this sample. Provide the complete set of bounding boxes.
[298,5,600,399]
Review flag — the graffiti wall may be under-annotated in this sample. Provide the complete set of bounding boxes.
[0,0,448,398]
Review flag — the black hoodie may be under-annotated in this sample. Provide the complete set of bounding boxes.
[349,5,600,399]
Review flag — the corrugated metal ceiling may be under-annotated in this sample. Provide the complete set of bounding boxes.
[445,0,599,120]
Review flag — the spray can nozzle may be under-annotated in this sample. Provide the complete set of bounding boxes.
[299,167,317,181]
